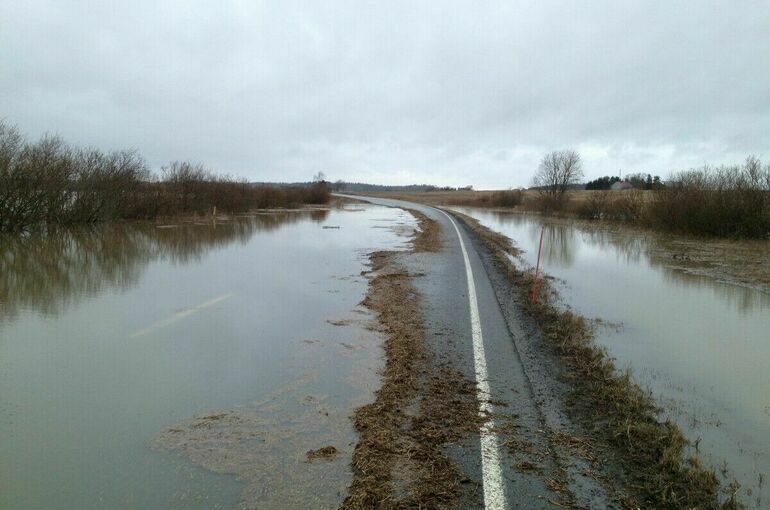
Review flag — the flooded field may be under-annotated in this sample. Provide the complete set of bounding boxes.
[453,208,770,508]
[0,204,416,509]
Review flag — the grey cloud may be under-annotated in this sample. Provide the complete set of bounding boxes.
[1,0,767,188]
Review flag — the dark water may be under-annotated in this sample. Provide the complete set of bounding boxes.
[454,208,770,508]
[0,205,415,509]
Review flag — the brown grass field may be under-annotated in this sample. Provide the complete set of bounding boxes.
[362,189,652,208]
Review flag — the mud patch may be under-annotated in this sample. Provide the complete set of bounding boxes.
[342,210,487,509]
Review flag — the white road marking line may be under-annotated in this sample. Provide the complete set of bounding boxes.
[436,208,508,510]
[129,294,233,338]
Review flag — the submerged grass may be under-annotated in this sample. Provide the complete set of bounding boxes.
[342,210,485,509]
[449,210,739,509]
[307,445,339,461]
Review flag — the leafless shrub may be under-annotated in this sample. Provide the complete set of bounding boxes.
[0,127,75,231]
[576,191,609,220]
[609,189,646,222]
[0,122,330,231]
[526,192,572,213]
[159,161,213,213]
[67,149,150,223]
[155,163,329,214]
[648,156,770,237]
[489,189,524,207]
[577,190,645,222]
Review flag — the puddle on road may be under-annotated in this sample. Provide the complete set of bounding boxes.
[0,204,417,509]
[453,208,770,508]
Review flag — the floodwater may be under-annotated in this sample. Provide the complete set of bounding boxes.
[453,208,770,508]
[0,204,416,509]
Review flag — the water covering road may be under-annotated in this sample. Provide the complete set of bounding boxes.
[5,197,762,509]
[0,204,416,509]
[453,207,770,508]
[347,195,619,508]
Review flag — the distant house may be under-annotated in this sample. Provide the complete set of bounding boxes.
[610,181,634,190]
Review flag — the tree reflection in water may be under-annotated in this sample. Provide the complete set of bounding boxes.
[0,210,328,324]
[478,210,770,313]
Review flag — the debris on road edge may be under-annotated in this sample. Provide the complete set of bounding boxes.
[448,210,738,510]
[341,210,486,509]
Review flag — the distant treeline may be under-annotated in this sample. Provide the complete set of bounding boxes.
[585,173,663,190]
[329,182,472,193]
[0,123,329,232]
[573,158,770,238]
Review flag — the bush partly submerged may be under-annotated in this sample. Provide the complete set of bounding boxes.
[647,157,770,238]
[575,157,769,238]
[0,123,329,232]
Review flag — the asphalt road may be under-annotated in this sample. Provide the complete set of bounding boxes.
[344,195,619,510]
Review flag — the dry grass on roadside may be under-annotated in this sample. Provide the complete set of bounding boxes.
[450,210,738,510]
[409,209,442,252]
[342,211,483,509]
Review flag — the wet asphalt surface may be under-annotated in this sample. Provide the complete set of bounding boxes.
[344,195,619,510]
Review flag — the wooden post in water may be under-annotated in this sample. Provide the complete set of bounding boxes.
[530,225,545,303]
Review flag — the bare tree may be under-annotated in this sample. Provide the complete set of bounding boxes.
[161,161,212,212]
[0,121,335,231]
[533,150,584,199]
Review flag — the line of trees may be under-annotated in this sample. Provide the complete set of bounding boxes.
[531,149,770,237]
[623,172,662,190]
[585,175,621,190]
[0,123,330,232]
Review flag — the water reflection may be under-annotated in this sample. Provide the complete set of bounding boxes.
[478,210,770,312]
[657,265,770,313]
[0,211,327,324]
[453,207,770,508]
[575,228,648,265]
[0,204,409,510]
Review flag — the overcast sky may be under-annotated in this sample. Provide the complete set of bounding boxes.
[1,1,768,188]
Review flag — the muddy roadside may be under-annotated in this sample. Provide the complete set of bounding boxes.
[341,205,623,509]
[342,210,487,508]
[447,209,741,509]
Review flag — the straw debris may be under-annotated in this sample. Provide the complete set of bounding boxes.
[342,210,484,509]
[307,445,339,461]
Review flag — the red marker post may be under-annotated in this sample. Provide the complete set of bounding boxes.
[530,225,545,303]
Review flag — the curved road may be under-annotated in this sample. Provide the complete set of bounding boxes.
[344,195,618,509]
